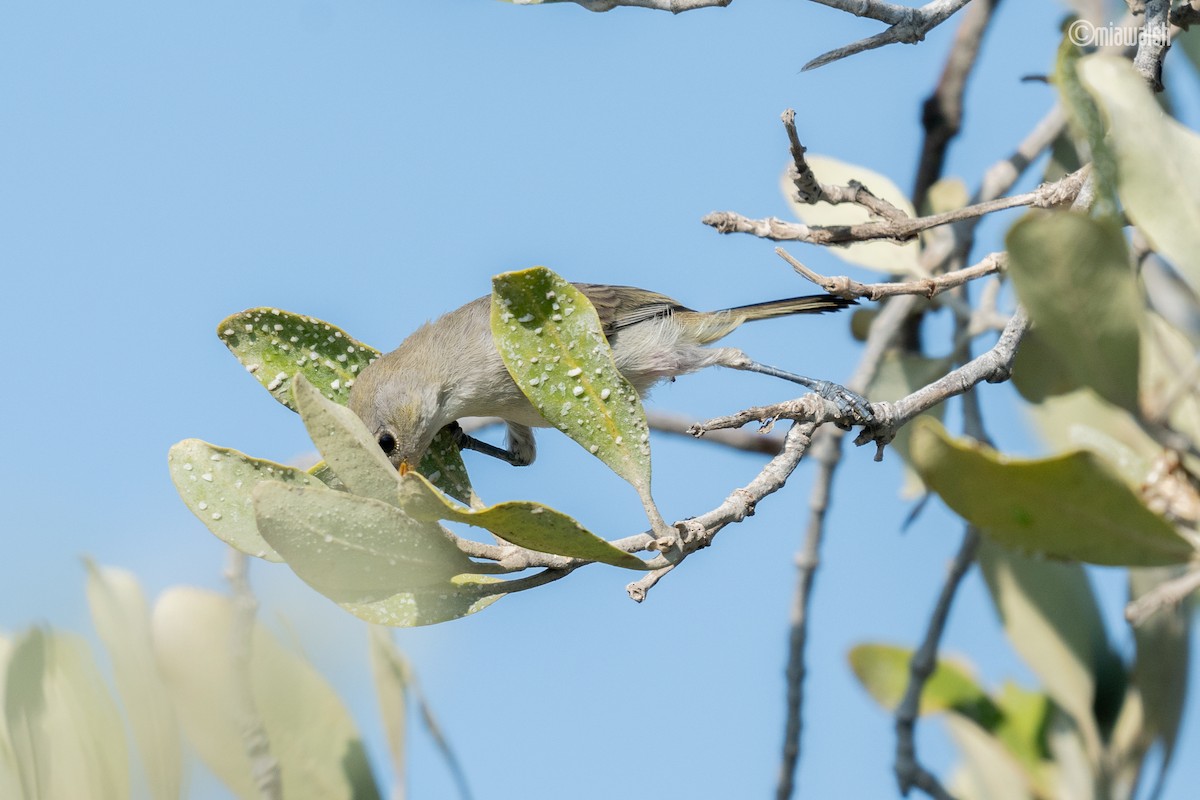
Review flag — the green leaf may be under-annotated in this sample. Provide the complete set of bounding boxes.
[1127,567,1191,792]
[415,427,477,507]
[990,682,1053,793]
[1010,326,1082,404]
[341,575,507,628]
[909,418,1193,566]
[490,267,664,530]
[1022,388,1157,485]
[847,643,998,725]
[151,588,380,800]
[292,374,402,506]
[1141,313,1200,454]
[944,714,1037,800]
[1007,211,1141,412]
[367,628,409,794]
[399,472,650,570]
[168,439,325,562]
[1077,54,1200,294]
[217,308,379,410]
[1055,37,1118,216]
[779,155,921,275]
[253,482,477,603]
[978,540,1117,761]
[4,629,130,800]
[84,563,182,800]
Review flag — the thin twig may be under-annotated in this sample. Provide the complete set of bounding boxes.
[224,550,282,800]
[803,0,977,70]
[777,248,1005,301]
[1126,566,1200,625]
[703,168,1085,246]
[509,0,730,10]
[775,427,842,800]
[1133,0,1171,91]
[894,530,979,800]
[913,0,1002,207]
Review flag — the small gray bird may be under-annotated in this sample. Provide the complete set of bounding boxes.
[349,284,869,473]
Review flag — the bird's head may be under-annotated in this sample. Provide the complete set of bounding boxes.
[349,353,447,474]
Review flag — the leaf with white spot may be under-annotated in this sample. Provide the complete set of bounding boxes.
[490,268,664,531]
[399,472,650,570]
[780,155,921,275]
[217,308,378,409]
[151,588,380,799]
[253,482,477,603]
[168,439,325,562]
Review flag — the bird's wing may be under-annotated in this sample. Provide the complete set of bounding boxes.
[574,283,691,337]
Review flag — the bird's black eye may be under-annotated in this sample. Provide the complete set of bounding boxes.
[378,432,397,455]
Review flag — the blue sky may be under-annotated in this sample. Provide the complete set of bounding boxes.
[3,2,1198,798]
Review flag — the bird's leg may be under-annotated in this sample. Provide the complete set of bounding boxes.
[713,348,874,423]
[445,421,537,466]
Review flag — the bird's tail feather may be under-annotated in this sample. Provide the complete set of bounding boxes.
[721,294,856,322]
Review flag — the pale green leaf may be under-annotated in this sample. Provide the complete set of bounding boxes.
[1077,55,1200,293]
[292,374,401,506]
[152,588,379,800]
[415,427,477,507]
[490,267,663,529]
[341,574,507,628]
[909,418,1193,566]
[1056,38,1118,216]
[85,563,182,800]
[945,714,1036,800]
[367,628,408,795]
[847,643,997,722]
[1141,313,1200,454]
[780,155,921,275]
[0,636,16,800]
[1023,388,1156,485]
[399,472,650,570]
[978,541,1116,762]
[1007,211,1141,412]
[217,308,378,410]
[1128,567,1190,792]
[991,682,1053,796]
[253,482,476,604]
[4,629,130,800]
[168,439,324,562]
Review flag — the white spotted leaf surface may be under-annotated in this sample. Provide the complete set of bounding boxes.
[168,439,325,562]
[217,308,378,409]
[489,268,653,494]
[252,482,477,604]
[399,472,650,570]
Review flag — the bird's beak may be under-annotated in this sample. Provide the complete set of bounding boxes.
[398,460,411,476]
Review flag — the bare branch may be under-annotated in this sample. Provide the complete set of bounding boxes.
[775,427,842,800]
[510,0,730,11]
[777,248,1005,301]
[1133,0,1171,91]
[648,409,785,455]
[1126,566,1200,625]
[703,168,1085,246]
[913,0,1002,206]
[804,0,977,71]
